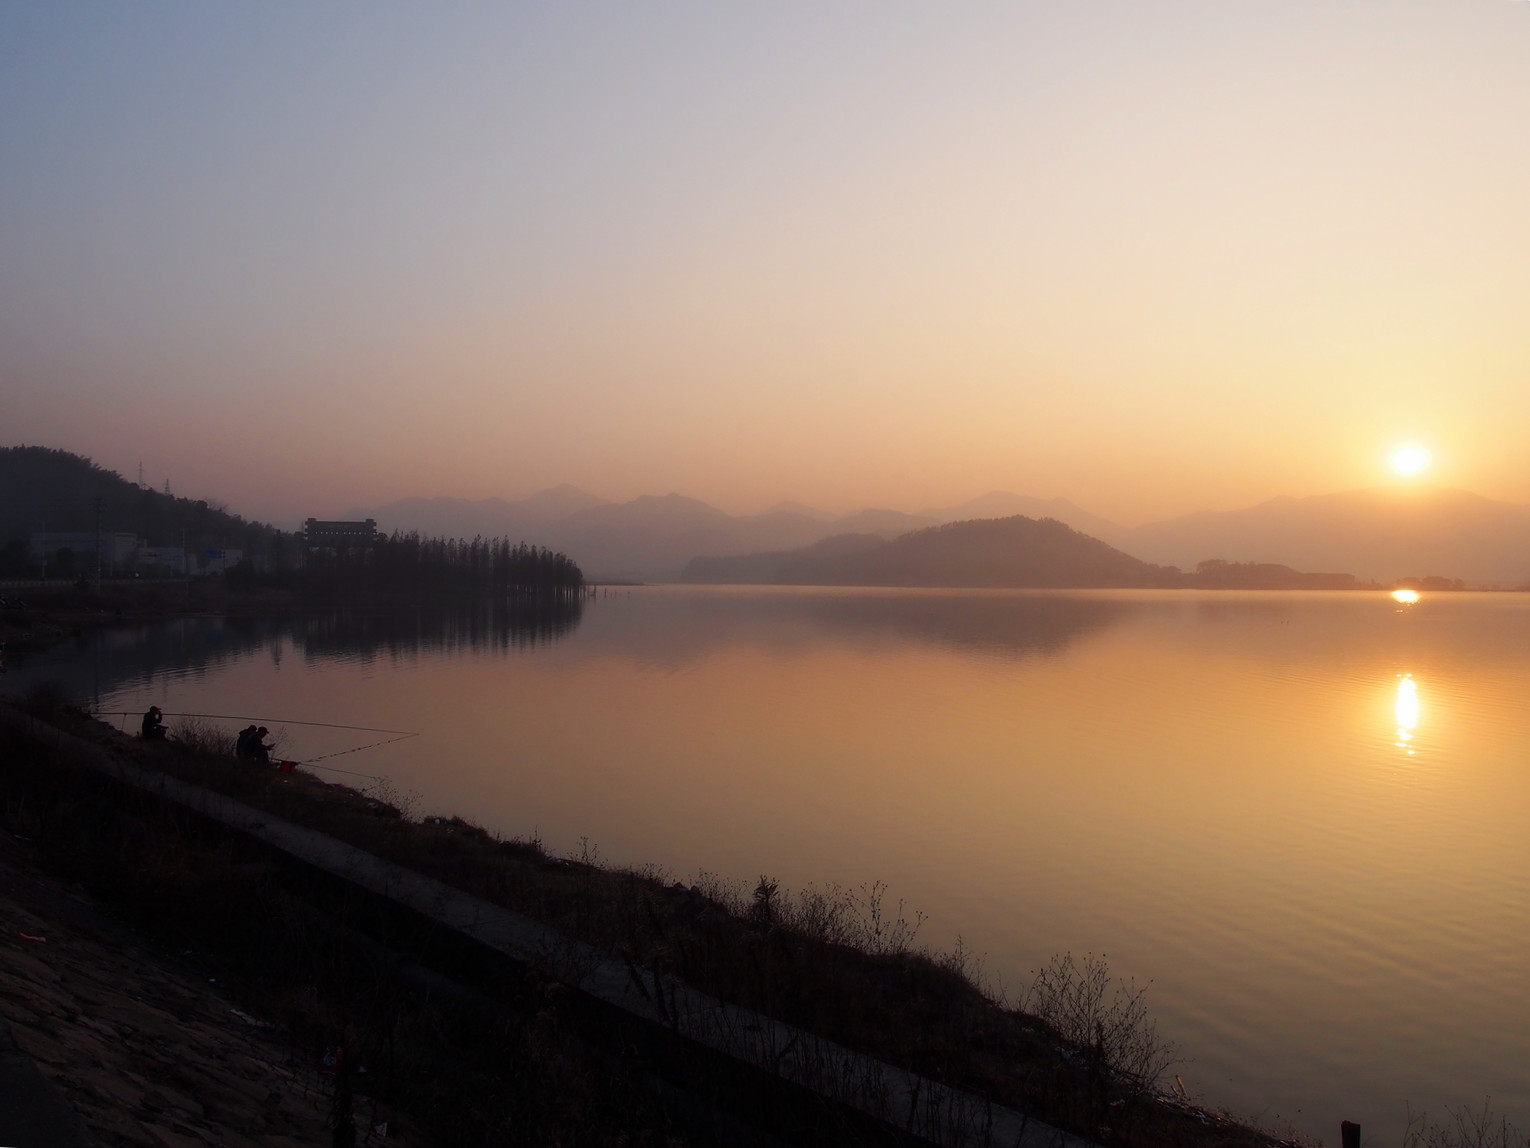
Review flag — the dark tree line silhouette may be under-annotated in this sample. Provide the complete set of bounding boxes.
[307,532,584,598]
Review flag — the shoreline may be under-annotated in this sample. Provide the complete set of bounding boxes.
[1,692,1280,1148]
[4,575,1516,654]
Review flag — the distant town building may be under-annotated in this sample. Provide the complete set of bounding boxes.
[136,546,188,576]
[201,548,244,574]
[304,518,378,549]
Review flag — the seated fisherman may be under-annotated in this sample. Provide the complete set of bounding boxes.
[249,726,273,766]
[141,706,167,740]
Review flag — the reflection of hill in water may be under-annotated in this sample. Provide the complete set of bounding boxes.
[574,591,1135,667]
[3,600,585,703]
[799,592,1132,657]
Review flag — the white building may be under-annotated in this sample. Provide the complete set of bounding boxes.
[200,548,244,574]
[136,546,188,575]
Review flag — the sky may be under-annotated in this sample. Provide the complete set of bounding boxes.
[3,3,1528,528]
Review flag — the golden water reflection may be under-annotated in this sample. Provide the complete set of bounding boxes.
[1395,674,1419,753]
[65,589,1530,1144]
[1392,589,1421,604]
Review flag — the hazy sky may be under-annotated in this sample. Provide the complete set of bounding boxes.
[4,3,1528,527]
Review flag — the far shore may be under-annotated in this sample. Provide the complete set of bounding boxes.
[3,574,1516,664]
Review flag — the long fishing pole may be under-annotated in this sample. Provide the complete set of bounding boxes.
[100,710,419,781]
[112,711,417,736]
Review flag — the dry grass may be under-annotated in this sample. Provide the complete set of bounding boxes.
[0,717,692,1148]
[11,698,1285,1148]
[170,714,237,757]
[1404,1102,1525,1148]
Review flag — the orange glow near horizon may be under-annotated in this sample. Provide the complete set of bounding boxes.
[3,8,1530,524]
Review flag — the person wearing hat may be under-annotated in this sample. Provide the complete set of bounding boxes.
[141,706,167,740]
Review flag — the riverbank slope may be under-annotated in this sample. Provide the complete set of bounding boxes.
[0,693,1283,1148]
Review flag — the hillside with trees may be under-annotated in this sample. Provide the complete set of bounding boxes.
[0,447,584,598]
[0,445,299,577]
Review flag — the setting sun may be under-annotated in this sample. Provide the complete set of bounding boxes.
[1391,444,1432,477]
[8,8,1530,1144]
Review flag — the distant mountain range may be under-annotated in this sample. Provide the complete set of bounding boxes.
[684,517,1182,588]
[342,484,609,540]
[349,483,1530,586]
[1120,486,1530,585]
[682,518,1366,590]
[5,446,1525,586]
[345,489,1129,582]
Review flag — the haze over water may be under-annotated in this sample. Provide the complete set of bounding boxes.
[7,7,1530,1145]
[6,5,1530,520]
[17,588,1530,1142]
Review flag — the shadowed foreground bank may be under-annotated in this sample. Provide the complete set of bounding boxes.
[0,693,1278,1148]
[5,694,1517,1148]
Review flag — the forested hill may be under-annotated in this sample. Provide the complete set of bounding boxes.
[1,446,585,592]
[0,445,295,556]
[683,515,1185,588]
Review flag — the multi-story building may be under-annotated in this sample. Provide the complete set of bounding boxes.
[304,518,378,549]
[136,546,188,575]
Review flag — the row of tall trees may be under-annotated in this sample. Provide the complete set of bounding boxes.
[309,532,584,597]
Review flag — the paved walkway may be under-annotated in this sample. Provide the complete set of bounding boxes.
[4,703,1092,1148]
[0,1009,95,1148]
[0,840,431,1148]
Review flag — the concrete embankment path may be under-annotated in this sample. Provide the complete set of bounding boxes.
[1,703,1094,1148]
[0,1015,96,1148]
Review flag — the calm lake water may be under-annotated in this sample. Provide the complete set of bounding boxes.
[9,587,1530,1141]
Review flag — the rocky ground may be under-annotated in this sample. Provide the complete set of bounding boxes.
[0,830,426,1148]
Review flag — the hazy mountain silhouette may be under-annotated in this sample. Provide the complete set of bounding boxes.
[683,533,886,584]
[684,516,1182,588]
[828,508,941,536]
[352,492,939,580]
[353,487,1137,581]
[763,500,838,522]
[345,484,610,541]
[919,492,1130,546]
[351,482,1530,585]
[544,502,948,580]
[538,493,773,581]
[1125,486,1530,585]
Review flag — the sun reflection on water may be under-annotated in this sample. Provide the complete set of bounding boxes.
[1392,589,1420,605]
[1395,674,1419,753]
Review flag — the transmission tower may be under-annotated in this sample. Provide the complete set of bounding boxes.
[92,496,105,594]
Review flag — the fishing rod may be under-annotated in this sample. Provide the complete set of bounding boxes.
[109,711,417,737]
[101,709,419,780]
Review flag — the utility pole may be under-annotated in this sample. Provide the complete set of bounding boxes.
[137,462,145,489]
[92,496,105,594]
